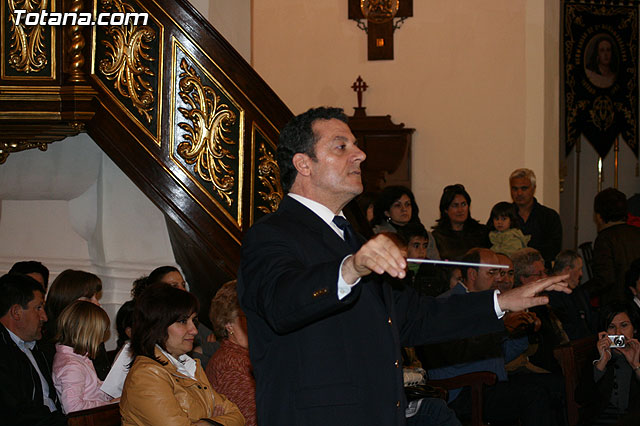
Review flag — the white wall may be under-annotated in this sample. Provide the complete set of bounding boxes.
[0,134,178,349]
[189,0,252,62]
[251,0,560,229]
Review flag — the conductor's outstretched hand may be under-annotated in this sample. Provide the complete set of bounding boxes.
[497,274,571,313]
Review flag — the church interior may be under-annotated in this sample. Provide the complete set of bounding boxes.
[2,1,640,424]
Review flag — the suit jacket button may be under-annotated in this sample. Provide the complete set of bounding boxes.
[396,401,400,407]
[388,317,392,325]
[395,360,399,368]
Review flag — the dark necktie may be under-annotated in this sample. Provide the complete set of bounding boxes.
[332,216,362,252]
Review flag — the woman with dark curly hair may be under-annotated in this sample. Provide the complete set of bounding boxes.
[121,283,244,426]
[431,184,490,261]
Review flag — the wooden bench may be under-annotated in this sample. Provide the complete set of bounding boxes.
[553,335,598,426]
[67,403,121,426]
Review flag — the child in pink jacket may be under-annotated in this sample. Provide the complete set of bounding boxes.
[52,300,116,413]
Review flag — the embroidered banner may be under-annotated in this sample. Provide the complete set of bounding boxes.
[563,1,638,158]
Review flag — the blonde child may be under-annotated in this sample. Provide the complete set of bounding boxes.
[52,300,116,414]
[487,202,530,257]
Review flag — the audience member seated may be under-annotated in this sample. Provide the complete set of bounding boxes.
[355,191,378,225]
[52,301,116,413]
[493,252,515,293]
[206,280,256,426]
[132,266,219,366]
[100,300,135,399]
[584,188,640,306]
[9,260,50,290]
[45,269,110,380]
[627,259,640,319]
[0,273,67,426]
[445,266,463,290]
[121,283,244,425]
[421,248,559,426]
[549,250,597,340]
[371,185,440,259]
[487,201,530,257]
[509,168,562,268]
[576,302,640,424]
[431,184,490,261]
[397,222,450,297]
[513,248,568,373]
[493,253,547,374]
[115,300,134,353]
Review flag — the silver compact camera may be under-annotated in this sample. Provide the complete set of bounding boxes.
[608,335,626,348]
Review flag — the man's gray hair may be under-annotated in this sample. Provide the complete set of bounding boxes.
[512,247,543,286]
[552,250,582,275]
[509,168,537,188]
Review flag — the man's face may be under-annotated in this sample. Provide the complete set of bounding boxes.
[469,250,500,292]
[565,258,583,289]
[406,236,428,259]
[520,260,546,285]
[494,254,515,292]
[510,177,535,208]
[16,291,47,342]
[306,119,366,207]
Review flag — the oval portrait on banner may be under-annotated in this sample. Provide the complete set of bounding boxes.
[584,33,619,89]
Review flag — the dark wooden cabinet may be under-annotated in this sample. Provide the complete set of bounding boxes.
[348,108,414,193]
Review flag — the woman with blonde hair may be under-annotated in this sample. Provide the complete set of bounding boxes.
[45,269,110,379]
[52,300,116,414]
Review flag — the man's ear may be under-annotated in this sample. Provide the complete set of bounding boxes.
[9,304,22,321]
[292,153,312,177]
[467,268,478,287]
[630,286,637,297]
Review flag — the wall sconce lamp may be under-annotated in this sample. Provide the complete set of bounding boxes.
[348,0,413,60]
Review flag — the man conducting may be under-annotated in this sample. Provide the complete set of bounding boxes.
[238,107,569,425]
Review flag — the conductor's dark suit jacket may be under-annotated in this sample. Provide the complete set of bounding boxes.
[238,196,504,426]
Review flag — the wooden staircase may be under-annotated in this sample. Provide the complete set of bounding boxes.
[0,0,292,303]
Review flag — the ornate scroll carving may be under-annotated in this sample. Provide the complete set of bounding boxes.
[98,0,156,123]
[7,0,48,73]
[256,142,283,214]
[177,58,237,207]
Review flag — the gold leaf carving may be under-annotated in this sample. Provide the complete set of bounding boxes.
[257,142,283,214]
[98,0,155,123]
[177,58,237,207]
[7,0,48,73]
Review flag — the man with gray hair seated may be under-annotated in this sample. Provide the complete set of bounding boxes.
[512,248,568,373]
[510,168,562,269]
[549,250,597,340]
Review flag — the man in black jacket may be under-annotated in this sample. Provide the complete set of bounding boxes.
[239,107,571,426]
[585,188,640,306]
[510,168,563,269]
[0,273,67,426]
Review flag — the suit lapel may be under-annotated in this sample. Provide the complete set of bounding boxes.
[280,197,353,259]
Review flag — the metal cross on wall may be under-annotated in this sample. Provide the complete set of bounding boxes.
[348,0,413,60]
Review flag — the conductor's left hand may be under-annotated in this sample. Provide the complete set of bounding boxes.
[497,274,571,313]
